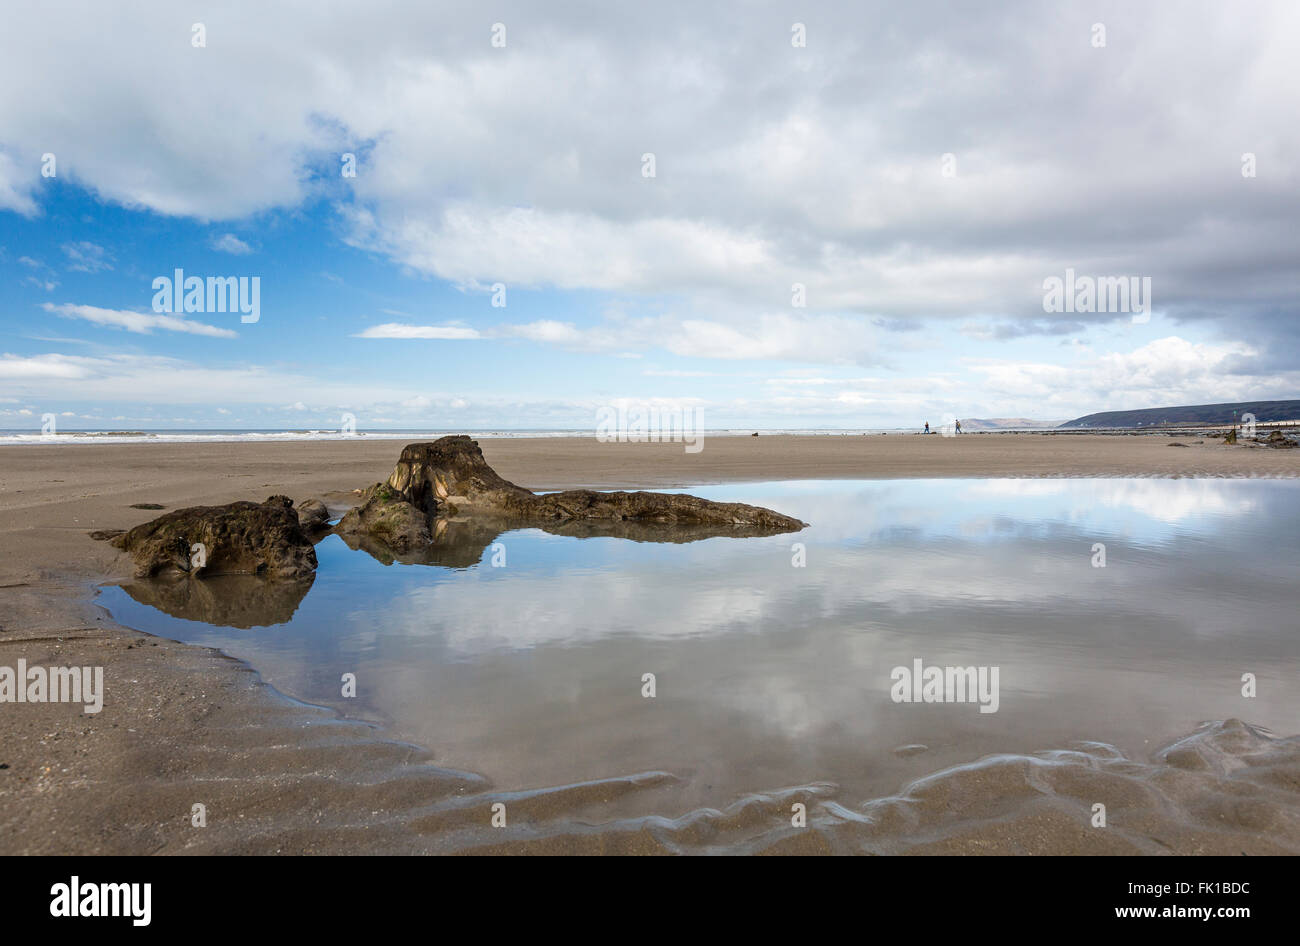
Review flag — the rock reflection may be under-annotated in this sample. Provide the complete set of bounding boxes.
[119,572,315,628]
[336,514,794,568]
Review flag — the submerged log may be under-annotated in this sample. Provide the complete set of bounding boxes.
[337,435,807,552]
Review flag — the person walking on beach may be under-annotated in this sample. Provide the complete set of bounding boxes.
[924,421,930,434]
[955,419,962,434]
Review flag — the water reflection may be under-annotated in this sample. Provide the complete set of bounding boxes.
[102,478,1300,815]
[119,573,315,628]
[335,513,806,568]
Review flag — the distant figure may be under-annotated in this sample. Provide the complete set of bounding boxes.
[955,419,962,434]
[924,421,930,434]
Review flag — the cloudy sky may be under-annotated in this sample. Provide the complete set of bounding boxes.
[1,0,1297,430]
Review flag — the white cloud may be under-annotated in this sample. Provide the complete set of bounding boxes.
[0,351,599,421]
[355,311,881,364]
[502,320,586,345]
[42,302,238,338]
[643,368,719,378]
[210,233,253,255]
[355,322,482,340]
[0,150,38,216]
[503,312,882,364]
[967,336,1284,412]
[61,241,113,273]
[0,353,95,379]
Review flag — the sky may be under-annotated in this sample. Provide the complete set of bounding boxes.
[1,0,1297,431]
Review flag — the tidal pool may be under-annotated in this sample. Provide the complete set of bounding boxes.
[99,478,1300,817]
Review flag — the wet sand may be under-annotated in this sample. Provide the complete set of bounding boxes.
[2,433,1298,854]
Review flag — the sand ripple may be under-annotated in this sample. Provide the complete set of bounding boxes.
[214,718,1299,855]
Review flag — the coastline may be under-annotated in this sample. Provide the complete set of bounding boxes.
[3,434,1298,854]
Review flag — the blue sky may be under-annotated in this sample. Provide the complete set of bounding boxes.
[2,1,1297,431]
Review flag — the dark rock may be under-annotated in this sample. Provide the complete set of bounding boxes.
[296,498,331,530]
[129,503,165,510]
[337,435,806,553]
[336,483,431,553]
[1263,430,1297,448]
[111,494,317,579]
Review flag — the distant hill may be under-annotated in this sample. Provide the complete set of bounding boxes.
[1061,400,1300,429]
[961,418,1062,430]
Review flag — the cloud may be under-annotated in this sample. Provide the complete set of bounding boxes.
[0,150,38,216]
[3,2,1299,428]
[9,329,1289,426]
[966,336,1300,415]
[42,302,238,338]
[0,1,1293,352]
[745,333,1300,423]
[0,350,604,422]
[0,352,423,409]
[502,319,586,345]
[16,255,57,289]
[643,368,720,378]
[354,312,882,364]
[354,322,482,339]
[503,312,884,364]
[60,241,113,273]
[210,233,254,255]
[0,353,94,379]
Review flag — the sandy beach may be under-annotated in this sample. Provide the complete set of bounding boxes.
[2,433,1298,854]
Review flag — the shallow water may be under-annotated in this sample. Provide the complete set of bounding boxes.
[99,478,1300,821]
